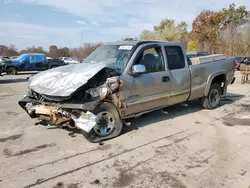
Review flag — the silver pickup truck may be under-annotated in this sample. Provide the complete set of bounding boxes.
[19,40,236,142]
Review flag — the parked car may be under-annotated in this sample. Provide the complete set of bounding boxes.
[60,57,80,64]
[0,57,9,76]
[19,40,235,143]
[47,58,67,68]
[235,56,250,70]
[79,58,85,63]
[4,53,66,75]
[10,56,19,60]
[186,51,210,58]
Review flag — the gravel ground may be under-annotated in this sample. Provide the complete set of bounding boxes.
[0,71,250,188]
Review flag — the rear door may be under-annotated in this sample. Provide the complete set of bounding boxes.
[122,44,171,115]
[164,46,191,106]
[34,55,48,71]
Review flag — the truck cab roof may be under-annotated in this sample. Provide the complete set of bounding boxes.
[104,40,181,47]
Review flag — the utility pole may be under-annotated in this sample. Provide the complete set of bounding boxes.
[80,33,83,48]
[79,33,83,58]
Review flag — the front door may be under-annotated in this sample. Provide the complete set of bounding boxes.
[17,55,30,71]
[122,45,171,116]
[29,55,37,70]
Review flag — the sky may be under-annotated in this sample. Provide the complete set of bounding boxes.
[0,0,249,50]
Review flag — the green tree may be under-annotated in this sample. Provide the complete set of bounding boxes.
[123,37,136,41]
[140,30,159,40]
[140,19,188,42]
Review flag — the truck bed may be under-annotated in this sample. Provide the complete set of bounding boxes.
[188,56,235,100]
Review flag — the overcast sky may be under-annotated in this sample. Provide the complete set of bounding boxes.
[0,0,249,50]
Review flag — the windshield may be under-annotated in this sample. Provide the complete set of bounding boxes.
[0,58,8,62]
[235,56,244,61]
[16,54,28,61]
[84,45,133,75]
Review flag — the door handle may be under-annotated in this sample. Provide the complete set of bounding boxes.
[162,76,170,82]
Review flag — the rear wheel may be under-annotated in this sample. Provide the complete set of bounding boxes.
[7,67,18,75]
[50,65,58,69]
[82,102,123,143]
[200,83,222,109]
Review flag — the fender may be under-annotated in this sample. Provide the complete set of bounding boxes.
[204,70,227,96]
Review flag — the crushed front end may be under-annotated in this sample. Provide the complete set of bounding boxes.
[18,94,100,133]
[18,68,125,134]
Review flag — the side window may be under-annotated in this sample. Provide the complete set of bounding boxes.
[136,47,165,73]
[29,55,36,63]
[165,46,185,70]
[35,55,43,62]
[42,55,46,61]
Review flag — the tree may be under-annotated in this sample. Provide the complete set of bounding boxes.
[192,10,224,53]
[221,3,249,56]
[187,41,197,52]
[57,47,70,57]
[123,37,136,41]
[0,45,19,56]
[8,45,19,56]
[49,45,58,58]
[36,46,45,53]
[140,19,188,43]
[140,30,159,40]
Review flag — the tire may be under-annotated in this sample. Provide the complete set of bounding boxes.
[82,102,123,143]
[50,65,58,69]
[200,83,222,110]
[7,67,18,75]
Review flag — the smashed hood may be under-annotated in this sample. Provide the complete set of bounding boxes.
[28,62,107,97]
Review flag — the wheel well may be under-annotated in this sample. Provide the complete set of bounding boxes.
[211,74,226,94]
[6,66,18,71]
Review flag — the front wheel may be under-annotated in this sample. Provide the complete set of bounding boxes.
[200,83,222,109]
[82,102,123,143]
[7,67,18,75]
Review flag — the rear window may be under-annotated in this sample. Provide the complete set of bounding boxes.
[165,46,185,70]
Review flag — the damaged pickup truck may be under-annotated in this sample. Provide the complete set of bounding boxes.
[19,41,236,143]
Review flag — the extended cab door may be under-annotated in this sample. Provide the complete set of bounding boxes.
[34,55,48,71]
[164,46,191,106]
[121,44,171,116]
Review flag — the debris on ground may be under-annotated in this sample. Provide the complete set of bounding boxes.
[99,142,104,146]
[90,179,100,185]
[68,132,76,137]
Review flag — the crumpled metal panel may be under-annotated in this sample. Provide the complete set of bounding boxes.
[71,111,97,133]
[85,76,121,99]
[28,62,107,97]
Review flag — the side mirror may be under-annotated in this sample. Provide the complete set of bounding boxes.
[131,64,146,75]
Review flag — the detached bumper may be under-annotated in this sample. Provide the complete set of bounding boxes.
[18,96,40,118]
[19,96,100,114]
[18,96,100,133]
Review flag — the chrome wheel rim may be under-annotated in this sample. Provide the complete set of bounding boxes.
[209,88,220,107]
[93,111,115,136]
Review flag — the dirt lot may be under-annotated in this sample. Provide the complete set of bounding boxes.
[0,71,250,188]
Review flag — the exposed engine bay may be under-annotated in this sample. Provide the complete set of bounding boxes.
[19,67,125,133]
